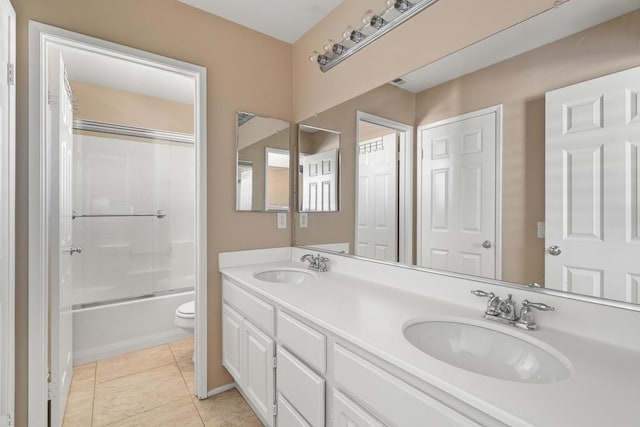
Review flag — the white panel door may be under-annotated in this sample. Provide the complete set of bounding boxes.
[418,110,498,278]
[356,134,398,262]
[48,47,75,426]
[243,320,275,427]
[545,66,640,302]
[0,0,14,425]
[222,304,244,386]
[302,149,337,212]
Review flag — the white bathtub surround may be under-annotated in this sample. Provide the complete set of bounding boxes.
[219,247,640,426]
[73,291,193,365]
[72,134,196,306]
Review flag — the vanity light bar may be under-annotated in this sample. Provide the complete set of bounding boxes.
[312,0,441,72]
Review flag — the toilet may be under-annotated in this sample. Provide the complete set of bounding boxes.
[174,300,195,335]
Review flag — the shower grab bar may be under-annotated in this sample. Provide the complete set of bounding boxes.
[72,210,166,220]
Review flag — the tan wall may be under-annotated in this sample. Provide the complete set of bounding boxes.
[295,84,415,250]
[292,0,553,122]
[414,10,640,285]
[13,1,292,425]
[71,81,195,134]
[267,167,290,208]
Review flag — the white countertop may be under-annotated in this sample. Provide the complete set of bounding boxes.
[220,260,640,427]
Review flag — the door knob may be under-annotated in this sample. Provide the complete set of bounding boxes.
[547,245,561,256]
[481,240,492,249]
[68,246,82,255]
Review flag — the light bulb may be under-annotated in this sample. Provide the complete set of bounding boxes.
[361,9,374,25]
[323,39,335,53]
[342,26,353,40]
[309,50,320,62]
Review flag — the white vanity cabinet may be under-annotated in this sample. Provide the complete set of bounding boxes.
[221,276,478,427]
[333,345,478,426]
[276,346,325,426]
[222,279,276,427]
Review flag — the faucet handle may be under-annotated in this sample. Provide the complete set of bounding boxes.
[522,300,555,311]
[317,256,330,271]
[471,289,493,298]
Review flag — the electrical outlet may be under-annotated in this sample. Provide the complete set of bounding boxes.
[299,213,308,228]
[537,222,545,238]
[277,212,287,229]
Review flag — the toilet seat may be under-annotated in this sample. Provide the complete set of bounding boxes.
[176,301,195,319]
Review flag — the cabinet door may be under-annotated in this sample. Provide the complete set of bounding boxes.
[244,320,276,427]
[222,304,244,387]
[332,390,384,427]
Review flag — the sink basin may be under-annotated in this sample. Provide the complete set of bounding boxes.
[403,321,571,383]
[253,269,315,284]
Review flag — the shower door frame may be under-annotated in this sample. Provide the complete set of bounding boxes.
[28,22,209,426]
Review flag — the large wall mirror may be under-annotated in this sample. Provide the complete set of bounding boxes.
[236,112,291,212]
[294,0,640,307]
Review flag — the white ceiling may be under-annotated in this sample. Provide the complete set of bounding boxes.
[61,45,195,104]
[178,0,344,43]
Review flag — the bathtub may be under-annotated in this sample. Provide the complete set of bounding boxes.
[72,290,194,365]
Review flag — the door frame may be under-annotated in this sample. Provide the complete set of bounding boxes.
[28,22,209,426]
[355,111,414,264]
[0,0,15,424]
[416,104,503,279]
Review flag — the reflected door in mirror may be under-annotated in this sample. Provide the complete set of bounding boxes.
[298,125,340,213]
[356,134,398,262]
[545,66,640,303]
[418,107,499,279]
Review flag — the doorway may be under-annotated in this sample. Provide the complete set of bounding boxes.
[28,22,208,426]
[355,112,413,264]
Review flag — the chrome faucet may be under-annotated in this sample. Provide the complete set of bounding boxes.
[300,253,329,272]
[471,290,554,330]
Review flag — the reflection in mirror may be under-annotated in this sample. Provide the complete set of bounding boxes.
[294,0,640,306]
[236,112,290,212]
[298,125,340,212]
[356,113,413,263]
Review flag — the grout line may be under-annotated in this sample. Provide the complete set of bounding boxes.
[191,395,207,426]
[91,362,97,427]
[93,344,176,385]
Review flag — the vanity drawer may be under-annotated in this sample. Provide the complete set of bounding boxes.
[333,345,478,427]
[277,311,326,373]
[223,278,274,335]
[332,390,384,427]
[277,346,325,427]
[277,393,311,427]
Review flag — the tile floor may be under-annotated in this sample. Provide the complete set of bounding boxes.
[62,338,262,426]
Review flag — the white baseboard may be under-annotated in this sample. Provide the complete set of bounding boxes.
[73,329,191,365]
[206,382,236,398]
